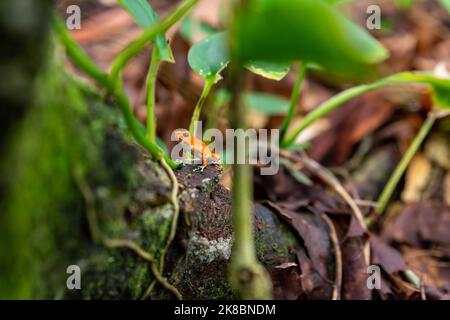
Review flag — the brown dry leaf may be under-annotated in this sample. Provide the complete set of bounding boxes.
[402,247,450,298]
[296,249,333,299]
[370,235,408,276]
[263,202,332,279]
[383,202,450,246]
[261,201,334,299]
[71,8,134,44]
[401,153,432,203]
[424,133,450,170]
[381,34,417,73]
[270,263,304,300]
[341,237,371,300]
[444,172,450,207]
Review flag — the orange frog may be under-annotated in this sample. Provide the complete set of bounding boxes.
[175,130,221,169]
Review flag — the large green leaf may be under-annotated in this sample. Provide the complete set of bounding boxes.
[440,0,450,13]
[117,0,174,62]
[234,0,389,76]
[388,71,450,109]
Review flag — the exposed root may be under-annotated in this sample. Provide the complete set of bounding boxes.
[76,157,183,300]
[158,158,180,272]
[140,158,182,299]
[72,165,101,244]
[104,239,182,300]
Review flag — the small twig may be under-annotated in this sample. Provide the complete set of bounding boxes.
[420,275,426,300]
[354,199,379,208]
[318,213,342,300]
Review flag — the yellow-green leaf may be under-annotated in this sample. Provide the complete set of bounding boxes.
[245,61,291,81]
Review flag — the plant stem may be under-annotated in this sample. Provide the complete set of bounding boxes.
[110,0,198,83]
[115,85,163,159]
[280,62,307,140]
[228,64,271,299]
[227,0,272,298]
[189,78,215,135]
[116,87,179,168]
[146,49,161,144]
[281,80,389,148]
[54,17,110,89]
[375,113,437,215]
[54,17,179,169]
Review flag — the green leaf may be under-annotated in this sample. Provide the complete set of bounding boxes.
[117,0,174,62]
[322,0,351,5]
[180,16,195,42]
[244,92,290,115]
[234,0,389,76]
[213,88,231,106]
[394,0,415,9]
[245,61,291,81]
[188,32,229,82]
[180,15,218,43]
[440,0,450,13]
[285,141,311,152]
[388,71,450,109]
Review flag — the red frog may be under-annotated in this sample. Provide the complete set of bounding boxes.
[175,130,221,169]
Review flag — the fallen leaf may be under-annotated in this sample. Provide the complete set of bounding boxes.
[401,153,432,203]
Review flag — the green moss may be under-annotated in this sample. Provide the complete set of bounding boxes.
[0,50,87,298]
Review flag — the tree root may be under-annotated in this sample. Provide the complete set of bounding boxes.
[104,239,182,300]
